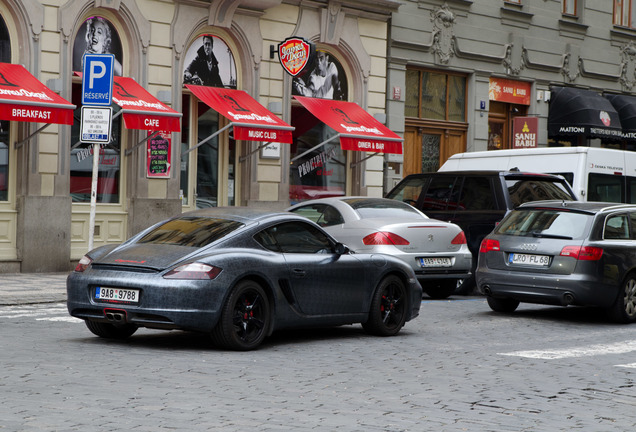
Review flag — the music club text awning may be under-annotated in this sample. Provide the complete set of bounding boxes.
[605,93,636,141]
[548,86,622,139]
[293,95,403,154]
[0,63,75,125]
[185,85,294,150]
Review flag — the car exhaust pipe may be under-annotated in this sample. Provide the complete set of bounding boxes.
[483,285,492,296]
[104,308,127,323]
[562,292,575,306]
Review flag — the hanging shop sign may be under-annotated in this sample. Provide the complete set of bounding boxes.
[489,78,531,106]
[512,116,538,149]
[278,37,315,77]
[147,131,171,178]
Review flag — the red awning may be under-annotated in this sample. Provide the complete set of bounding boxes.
[293,96,403,154]
[185,85,294,144]
[0,63,75,125]
[113,77,181,132]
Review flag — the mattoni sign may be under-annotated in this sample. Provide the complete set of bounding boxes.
[278,37,315,77]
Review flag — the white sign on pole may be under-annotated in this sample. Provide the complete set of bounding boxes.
[80,106,112,143]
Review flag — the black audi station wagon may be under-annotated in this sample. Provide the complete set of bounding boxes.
[476,201,636,323]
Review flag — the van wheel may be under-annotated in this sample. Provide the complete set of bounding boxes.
[424,280,457,299]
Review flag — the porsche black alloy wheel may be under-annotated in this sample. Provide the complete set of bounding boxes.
[362,275,407,336]
[609,273,636,324]
[486,296,520,313]
[85,320,138,339]
[212,280,270,350]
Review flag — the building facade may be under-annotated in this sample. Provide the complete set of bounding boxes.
[386,1,636,191]
[0,0,398,272]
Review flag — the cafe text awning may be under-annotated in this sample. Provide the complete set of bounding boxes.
[605,93,636,140]
[185,85,294,146]
[548,86,622,139]
[0,63,75,125]
[113,77,181,132]
[293,95,403,154]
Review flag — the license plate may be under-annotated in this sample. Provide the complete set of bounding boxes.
[95,287,140,303]
[509,253,550,266]
[420,257,452,267]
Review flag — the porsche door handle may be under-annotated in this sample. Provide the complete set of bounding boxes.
[292,269,306,278]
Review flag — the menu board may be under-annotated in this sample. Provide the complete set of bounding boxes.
[146,131,171,178]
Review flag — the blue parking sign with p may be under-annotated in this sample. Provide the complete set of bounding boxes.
[82,54,114,106]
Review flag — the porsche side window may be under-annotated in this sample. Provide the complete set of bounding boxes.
[253,230,281,252]
[267,222,332,254]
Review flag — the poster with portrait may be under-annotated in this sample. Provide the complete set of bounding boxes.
[73,16,123,76]
[182,35,237,89]
[0,15,10,63]
[292,50,347,100]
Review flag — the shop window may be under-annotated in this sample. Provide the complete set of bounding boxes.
[0,14,9,63]
[405,69,466,122]
[70,83,122,203]
[180,35,237,209]
[290,50,349,203]
[614,0,636,27]
[72,16,123,76]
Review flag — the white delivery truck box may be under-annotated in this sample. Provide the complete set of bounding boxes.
[439,147,636,203]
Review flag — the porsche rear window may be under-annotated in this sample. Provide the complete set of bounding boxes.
[137,217,244,247]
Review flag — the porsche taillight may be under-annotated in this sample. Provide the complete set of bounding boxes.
[74,255,93,272]
[362,232,410,246]
[164,263,223,280]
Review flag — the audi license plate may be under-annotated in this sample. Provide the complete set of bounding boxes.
[509,253,549,266]
[420,257,452,267]
[95,287,140,303]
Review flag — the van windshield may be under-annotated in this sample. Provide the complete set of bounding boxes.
[506,178,574,207]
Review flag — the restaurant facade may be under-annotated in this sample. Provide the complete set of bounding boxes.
[386,1,636,191]
[0,0,400,272]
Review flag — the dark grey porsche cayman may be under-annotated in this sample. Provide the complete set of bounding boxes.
[67,207,422,350]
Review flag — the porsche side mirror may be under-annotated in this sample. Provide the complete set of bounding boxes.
[334,242,350,255]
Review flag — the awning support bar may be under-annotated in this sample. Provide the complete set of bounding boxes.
[14,123,52,150]
[183,123,233,156]
[125,130,161,156]
[350,152,382,168]
[239,142,274,163]
[290,134,340,163]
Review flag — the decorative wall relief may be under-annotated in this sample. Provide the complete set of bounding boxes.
[620,42,636,91]
[431,3,456,64]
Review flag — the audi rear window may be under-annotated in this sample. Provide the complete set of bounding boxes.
[137,217,244,247]
[495,209,592,240]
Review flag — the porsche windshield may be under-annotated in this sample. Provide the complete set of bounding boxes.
[137,217,244,247]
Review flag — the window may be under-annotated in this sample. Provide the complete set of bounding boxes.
[588,173,624,203]
[563,0,577,15]
[604,214,629,239]
[138,217,243,247]
[458,177,495,211]
[289,204,344,227]
[614,0,636,27]
[256,222,332,254]
[405,69,467,122]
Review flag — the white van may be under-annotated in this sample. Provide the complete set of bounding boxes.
[439,147,636,203]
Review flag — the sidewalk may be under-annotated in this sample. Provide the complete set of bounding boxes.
[0,273,68,305]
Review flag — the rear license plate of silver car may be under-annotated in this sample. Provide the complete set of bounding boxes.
[419,257,452,267]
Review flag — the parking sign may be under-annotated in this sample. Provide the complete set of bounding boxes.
[82,54,114,106]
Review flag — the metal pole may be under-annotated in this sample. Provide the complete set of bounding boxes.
[88,143,100,252]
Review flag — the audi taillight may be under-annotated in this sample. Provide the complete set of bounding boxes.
[479,239,500,253]
[362,232,410,246]
[560,246,603,261]
[451,232,467,245]
[74,255,93,272]
[164,263,223,280]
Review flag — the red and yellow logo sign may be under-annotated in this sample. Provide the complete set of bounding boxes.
[278,37,313,77]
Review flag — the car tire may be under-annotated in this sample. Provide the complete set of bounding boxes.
[85,320,138,339]
[608,273,636,324]
[486,296,520,313]
[362,275,407,336]
[211,280,270,351]
[424,279,457,300]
